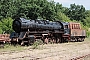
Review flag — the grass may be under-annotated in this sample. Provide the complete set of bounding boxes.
[0,44,26,52]
[0,40,44,52]
[85,37,90,41]
[32,40,43,49]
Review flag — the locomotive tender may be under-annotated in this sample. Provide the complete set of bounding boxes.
[11,17,86,45]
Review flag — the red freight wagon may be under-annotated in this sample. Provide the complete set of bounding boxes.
[69,22,86,42]
[0,34,10,43]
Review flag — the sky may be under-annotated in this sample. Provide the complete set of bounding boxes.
[54,0,90,10]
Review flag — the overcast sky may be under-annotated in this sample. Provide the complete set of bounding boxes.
[54,0,90,10]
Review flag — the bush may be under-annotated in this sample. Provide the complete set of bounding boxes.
[32,40,43,49]
[86,31,90,38]
[0,17,13,34]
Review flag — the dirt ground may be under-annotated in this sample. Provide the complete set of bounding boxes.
[0,38,90,60]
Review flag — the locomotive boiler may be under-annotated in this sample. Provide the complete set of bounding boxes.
[12,18,63,33]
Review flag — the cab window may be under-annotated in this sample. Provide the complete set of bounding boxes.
[64,25,68,29]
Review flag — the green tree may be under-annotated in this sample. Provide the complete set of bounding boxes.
[83,10,90,27]
[56,11,71,22]
[64,3,86,21]
[0,0,64,20]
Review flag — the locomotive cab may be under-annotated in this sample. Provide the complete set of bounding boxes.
[64,23,69,35]
[62,22,70,42]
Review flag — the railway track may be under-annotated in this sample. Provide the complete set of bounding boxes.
[70,54,90,60]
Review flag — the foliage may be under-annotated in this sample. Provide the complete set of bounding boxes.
[0,44,25,52]
[81,10,90,37]
[55,11,71,22]
[32,40,43,49]
[86,31,90,38]
[0,0,62,20]
[0,27,3,34]
[0,0,90,36]
[0,17,13,34]
[83,10,90,27]
[64,3,86,21]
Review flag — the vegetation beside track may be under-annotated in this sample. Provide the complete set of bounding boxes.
[0,37,90,52]
[0,44,26,52]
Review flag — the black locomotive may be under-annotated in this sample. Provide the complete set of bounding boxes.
[11,17,85,45]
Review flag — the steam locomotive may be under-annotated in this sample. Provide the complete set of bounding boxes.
[11,17,86,45]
